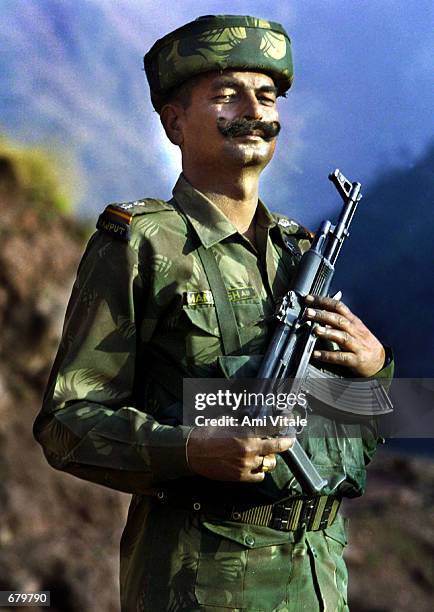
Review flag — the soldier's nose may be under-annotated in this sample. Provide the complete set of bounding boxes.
[241,95,263,121]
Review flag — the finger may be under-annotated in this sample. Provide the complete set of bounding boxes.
[312,349,357,368]
[245,471,266,482]
[306,307,351,331]
[260,437,294,455]
[251,454,266,472]
[305,295,356,322]
[251,453,277,474]
[262,454,277,472]
[314,326,356,350]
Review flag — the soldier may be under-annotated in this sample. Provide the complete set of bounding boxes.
[33,15,393,611]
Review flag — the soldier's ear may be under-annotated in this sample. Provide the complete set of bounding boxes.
[160,104,184,146]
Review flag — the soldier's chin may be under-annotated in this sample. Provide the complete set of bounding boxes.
[231,149,273,168]
[232,133,264,141]
[225,140,274,166]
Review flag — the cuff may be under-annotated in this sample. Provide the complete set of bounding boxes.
[148,424,195,480]
[371,346,394,394]
[373,346,395,379]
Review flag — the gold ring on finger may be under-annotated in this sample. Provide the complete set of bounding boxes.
[261,456,274,473]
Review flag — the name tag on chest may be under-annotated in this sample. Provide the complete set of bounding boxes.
[184,286,257,306]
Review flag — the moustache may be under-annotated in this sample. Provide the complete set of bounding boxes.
[217,118,281,141]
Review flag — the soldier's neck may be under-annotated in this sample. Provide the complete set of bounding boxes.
[183,167,260,235]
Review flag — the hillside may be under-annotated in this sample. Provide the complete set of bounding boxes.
[0,143,130,611]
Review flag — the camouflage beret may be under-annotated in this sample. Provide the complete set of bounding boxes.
[144,14,293,112]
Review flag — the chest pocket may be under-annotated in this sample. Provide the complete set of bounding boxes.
[183,299,262,330]
[182,300,262,361]
[182,305,219,337]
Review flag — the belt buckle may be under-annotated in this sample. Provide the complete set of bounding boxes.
[270,498,303,531]
[270,502,290,531]
[270,496,340,532]
[306,496,341,531]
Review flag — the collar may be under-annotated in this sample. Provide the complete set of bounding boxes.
[172,173,277,248]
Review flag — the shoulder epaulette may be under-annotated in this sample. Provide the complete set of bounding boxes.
[96,198,174,241]
[273,213,315,241]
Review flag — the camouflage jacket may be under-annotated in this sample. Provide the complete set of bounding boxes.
[33,174,393,500]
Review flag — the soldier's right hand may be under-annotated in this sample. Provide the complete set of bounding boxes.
[186,426,294,482]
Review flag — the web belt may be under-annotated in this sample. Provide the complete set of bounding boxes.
[167,493,341,532]
[229,494,341,532]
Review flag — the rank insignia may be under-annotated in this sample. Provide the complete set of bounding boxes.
[278,218,291,227]
[96,205,133,241]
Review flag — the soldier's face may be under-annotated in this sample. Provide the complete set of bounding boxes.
[177,70,280,172]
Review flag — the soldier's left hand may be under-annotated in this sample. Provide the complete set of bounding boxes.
[305,294,385,377]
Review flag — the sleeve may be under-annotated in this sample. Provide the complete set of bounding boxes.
[32,226,193,494]
[372,345,395,384]
[312,338,395,466]
[362,345,395,464]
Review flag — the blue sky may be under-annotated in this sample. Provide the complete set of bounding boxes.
[124,0,434,223]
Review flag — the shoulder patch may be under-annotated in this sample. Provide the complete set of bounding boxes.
[273,213,314,240]
[96,198,174,240]
[277,217,298,230]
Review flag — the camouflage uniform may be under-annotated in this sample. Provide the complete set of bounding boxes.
[34,175,393,610]
[34,14,393,612]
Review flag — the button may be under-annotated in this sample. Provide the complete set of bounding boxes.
[193,502,201,511]
[244,535,255,547]
[156,489,166,501]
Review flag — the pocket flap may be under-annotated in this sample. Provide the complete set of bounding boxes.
[217,354,263,379]
[182,305,219,336]
[201,519,294,548]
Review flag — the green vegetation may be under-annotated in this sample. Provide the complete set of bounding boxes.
[0,134,74,214]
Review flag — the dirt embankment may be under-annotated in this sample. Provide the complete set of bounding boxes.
[0,156,129,612]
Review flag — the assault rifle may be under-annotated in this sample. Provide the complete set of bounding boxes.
[253,169,393,494]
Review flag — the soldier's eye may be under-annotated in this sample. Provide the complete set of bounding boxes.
[258,96,276,106]
[214,91,237,102]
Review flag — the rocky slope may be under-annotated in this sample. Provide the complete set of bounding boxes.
[344,451,434,611]
[0,153,130,612]
[0,153,432,612]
